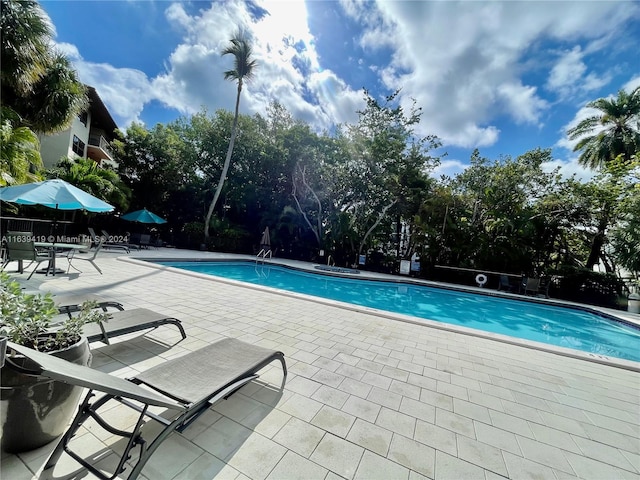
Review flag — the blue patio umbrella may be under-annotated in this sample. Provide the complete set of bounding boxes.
[120,208,167,224]
[0,179,114,212]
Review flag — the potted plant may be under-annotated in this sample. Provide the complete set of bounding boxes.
[0,272,110,453]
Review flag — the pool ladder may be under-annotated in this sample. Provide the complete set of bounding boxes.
[256,248,272,263]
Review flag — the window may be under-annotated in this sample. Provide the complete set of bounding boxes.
[78,111,88,126]
[72,135,86,156]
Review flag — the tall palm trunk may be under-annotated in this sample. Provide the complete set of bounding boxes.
[204,81,242,241]
[203,32,256,243]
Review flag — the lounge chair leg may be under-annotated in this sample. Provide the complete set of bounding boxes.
[45,391,97,471]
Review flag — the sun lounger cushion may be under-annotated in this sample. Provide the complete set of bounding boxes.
[135,338,286,404]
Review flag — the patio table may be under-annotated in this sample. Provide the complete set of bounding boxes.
[34,242,87,275]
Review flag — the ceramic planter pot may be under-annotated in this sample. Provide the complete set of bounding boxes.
[0,335,91,453]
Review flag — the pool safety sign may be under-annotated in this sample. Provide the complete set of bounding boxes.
[400,260,411,275]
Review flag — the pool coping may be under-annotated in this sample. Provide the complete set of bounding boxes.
[120,256,640,372]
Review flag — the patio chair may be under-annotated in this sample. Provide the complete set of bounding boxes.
[102,229,131,253]
[53,293,126,318]
[87,227,101,247]
[88,227,130,253]
[497,275,516,293]
[66,237,105,274]
[5,338,287,480]
[1,231,52,279]
[82,307,187,344]
[49,294,185,344]
[522,277,541,296]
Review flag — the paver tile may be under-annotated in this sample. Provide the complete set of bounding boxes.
[536,411,588,437]
[571,435,638,473]
[516,435,575,475]
[311,369,346,388]
[192,417,252,460]
[309,433,364,480]
[437,380,469,401]
[311,384,350,409]
[414,420,457,456]
[172,452,241,480]
[527,422,581,454]
[361,371,393,389]
[339,378,373,398]
[580,423,640,454]
[435,408,476,439]
[473,421,522,456]
[354,450,409,480]
[342,395,381,423]
[375,407,416,438]
[488,410,534,439]
[387,434,435,478]
[266,450,328,480]
[278,393,323,422]
[346,418,393,457]
[453,398,491,423]
[311,405,356,438]
[272,417,325,457]
[240,406,291,439]
[420,388,453,411]
[389,379,421,400]
[434,450,486,480]
[367,386,402,410]
[563,450,640,480]
[456,435,508,476]
[226,432,287,480]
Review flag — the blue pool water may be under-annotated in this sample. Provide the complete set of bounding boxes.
[161,261,640,362]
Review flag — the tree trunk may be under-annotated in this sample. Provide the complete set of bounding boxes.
[357,199,397,257]
[585,203,612,271]
[204,81,242,241]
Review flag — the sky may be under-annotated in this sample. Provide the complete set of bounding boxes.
[40,0,640,180]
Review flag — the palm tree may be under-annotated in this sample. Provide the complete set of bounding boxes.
[0,0,51,97]
[1,0,88,134]
[204,32,257,241]
[0,108,44,186]
[48,157,130,211]
[567,86,640,170]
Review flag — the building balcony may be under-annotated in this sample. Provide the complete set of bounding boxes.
[87,134,114,164]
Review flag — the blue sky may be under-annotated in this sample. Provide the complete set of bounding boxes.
[41,0,639,179]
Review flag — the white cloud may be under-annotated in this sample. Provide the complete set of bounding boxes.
[342,0,636,149]
[546,47,587,94]
[541,156,596,183]
[430,159,468,179]
[623,75,640,92]
[55,42,153,127]
[546,46,610,99]
[53,0,638,152]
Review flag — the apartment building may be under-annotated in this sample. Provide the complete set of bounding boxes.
[38,86,118,170]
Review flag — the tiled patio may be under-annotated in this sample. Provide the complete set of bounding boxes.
[2,248,639,480]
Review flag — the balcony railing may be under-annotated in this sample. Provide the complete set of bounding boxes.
[88,134,114,160]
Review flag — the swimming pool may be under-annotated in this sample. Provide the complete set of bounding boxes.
[159,260,640,362]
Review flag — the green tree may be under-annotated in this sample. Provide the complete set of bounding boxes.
[112,121,194,224]
[567,86,640,170]
[0,0,50,96]
[0,109,43,186]
[204,32,257,240]
[338,90,440,266]
[48,157,130,211]
[1,0,87,134]
[607,154,640,275]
